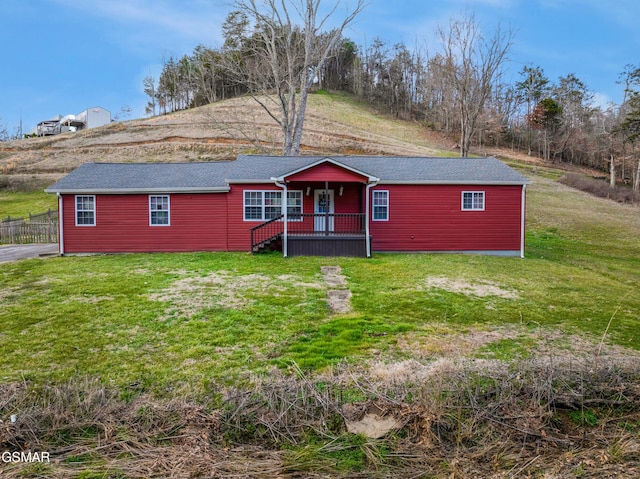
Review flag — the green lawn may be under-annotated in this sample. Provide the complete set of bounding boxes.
[1,173,639,396]
[0,190,57,219]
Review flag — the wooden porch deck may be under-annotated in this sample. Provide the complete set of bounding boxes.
[287,233,368,257]
[250,213,369,257]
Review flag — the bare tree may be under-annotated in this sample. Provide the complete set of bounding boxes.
[618,65,640,192]
[229,0,366,156]
[0,119,9,141]
[435,13,513,157]
[143,76,157,116]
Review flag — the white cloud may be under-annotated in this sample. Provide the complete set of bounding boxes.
[591,92,614,110]
[50,0,227,52]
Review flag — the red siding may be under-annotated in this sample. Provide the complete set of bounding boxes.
[333,184,363,214]
[60,183,524,254]
[225,184,280,251]
[286,162,368,183]
[369,185,523,252]
[61,193,228,253]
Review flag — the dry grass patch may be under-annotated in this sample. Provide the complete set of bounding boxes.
[396,326,522,359]
[148,270,324,319]
[66,295,115,304]
[367,358,484,384]
[326,289,352,314]
[528,329,640,369]
[393,323,640,379]
[420,275,520,299]
[320,265,347,287]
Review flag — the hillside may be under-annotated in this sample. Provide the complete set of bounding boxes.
[0,92,458,192]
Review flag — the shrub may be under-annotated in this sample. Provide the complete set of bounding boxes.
[559,172,640,204]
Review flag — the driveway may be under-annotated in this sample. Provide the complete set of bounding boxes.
[0,244,59,264]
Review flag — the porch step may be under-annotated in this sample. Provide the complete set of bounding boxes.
[252,235,282,253]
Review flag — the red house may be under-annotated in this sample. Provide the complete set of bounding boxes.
[45,155,530,257]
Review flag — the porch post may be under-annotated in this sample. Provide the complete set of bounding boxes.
[274,180,288,257]
[324,180,329,236]
[365,183,372,257]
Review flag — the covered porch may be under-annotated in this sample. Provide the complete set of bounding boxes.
[250,159,380,257]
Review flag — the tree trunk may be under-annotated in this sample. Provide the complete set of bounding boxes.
[610,153,616,187]
[290,75,314,156]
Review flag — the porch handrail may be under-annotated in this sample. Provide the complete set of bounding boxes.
[250,214,285,251]
[251,213,366,252]
[286,213,365,236]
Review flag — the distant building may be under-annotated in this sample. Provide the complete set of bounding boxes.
[74,107,111,130]
[32,107,111,136]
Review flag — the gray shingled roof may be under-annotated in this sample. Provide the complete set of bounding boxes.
[45,162,233,193]
[45,156,529,193]
[231,155,530,184]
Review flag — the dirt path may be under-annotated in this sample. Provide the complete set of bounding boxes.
[321,266,351,314]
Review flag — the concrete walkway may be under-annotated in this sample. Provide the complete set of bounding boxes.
[0,244,59,264]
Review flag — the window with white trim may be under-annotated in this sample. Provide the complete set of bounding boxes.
[462,191,485,211]
[372,190,389,221]
[264,191,281,220]
[75,195,95,226]
[149,195,170,225]
[244,191,302,221]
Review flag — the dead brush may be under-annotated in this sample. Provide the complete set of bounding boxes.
[560,172,640,204]
[220,367,342,446]
[1,358,640,478]
[1,377,235,452]
[0,159,18,174]
[384,356,640,477]
[1,377,119,452]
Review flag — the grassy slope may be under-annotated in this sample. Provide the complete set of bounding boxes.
[0,190,57,218]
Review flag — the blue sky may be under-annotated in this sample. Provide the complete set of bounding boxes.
[1,0,639,135]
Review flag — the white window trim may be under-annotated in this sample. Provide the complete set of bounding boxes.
[372,190,389,221]
[75,195,96,226]
[149,195,171,226]
[243,190,303,221]
[461,191,485,211]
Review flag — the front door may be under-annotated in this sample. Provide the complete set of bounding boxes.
[314,189,334,232]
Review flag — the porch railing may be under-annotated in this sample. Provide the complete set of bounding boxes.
[287,213,365,236]
[250,214,285,252]
[250,213,366,252]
